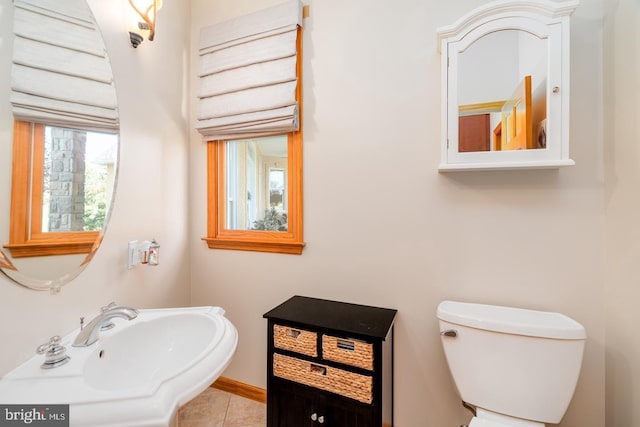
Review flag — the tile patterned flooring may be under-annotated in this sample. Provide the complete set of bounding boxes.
[178,387,266,427]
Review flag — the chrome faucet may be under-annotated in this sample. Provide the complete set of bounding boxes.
[73,303,139,347]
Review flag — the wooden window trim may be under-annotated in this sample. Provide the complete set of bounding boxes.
[3,120,98,258]
[203,130,304,255]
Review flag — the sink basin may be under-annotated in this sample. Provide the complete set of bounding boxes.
[0,306,238,427]
[83,312,221,391]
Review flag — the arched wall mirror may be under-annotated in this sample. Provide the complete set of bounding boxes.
[0,0,119,290]
[437,0,578,171]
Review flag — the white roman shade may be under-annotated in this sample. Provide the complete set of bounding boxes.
[196,0,303,141]
[11,0,119,132]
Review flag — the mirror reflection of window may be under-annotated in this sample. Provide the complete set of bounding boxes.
[41,126,117,233]
[224,135,288,232]
[5,121,118,260]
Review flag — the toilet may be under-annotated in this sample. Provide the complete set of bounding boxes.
[437,300,586,427]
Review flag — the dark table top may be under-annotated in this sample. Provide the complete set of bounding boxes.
[264,295,397,340]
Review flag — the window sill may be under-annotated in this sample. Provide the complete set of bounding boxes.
[202,237,305,255]
[4,232,98,258]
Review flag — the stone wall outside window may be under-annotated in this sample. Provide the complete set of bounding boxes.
[44,127,87,232]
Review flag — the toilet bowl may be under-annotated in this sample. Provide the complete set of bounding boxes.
[437,301,586,427]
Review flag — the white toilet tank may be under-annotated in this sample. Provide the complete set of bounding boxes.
[437,301,586,424]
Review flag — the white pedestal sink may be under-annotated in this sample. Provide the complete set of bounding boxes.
[0,306,238,427]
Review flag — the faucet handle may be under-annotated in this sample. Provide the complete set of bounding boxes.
[36,336,70,369]
[101,302,118,312]
[100,302,118,331]
[36,335,62,354]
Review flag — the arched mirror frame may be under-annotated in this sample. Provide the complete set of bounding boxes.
[437,0,579,171]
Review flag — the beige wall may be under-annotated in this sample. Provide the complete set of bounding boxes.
[603,0,640,426]
[0,0,191,375]
[189,0,605,426]
[6,0,639,426]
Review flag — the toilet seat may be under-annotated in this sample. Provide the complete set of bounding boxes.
[468,409,545,427]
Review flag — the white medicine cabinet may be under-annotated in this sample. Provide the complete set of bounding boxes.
[437,0,579,171]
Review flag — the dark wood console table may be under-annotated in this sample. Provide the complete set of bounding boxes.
[264,296,397,426]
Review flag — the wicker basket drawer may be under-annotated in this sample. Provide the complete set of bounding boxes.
[273,324,317,357]
[322,335,374,371]
[273,353,373,404]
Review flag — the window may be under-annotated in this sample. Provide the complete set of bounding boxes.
[4,120,117,258]
[198,2,305,254]
[204,131,304,254]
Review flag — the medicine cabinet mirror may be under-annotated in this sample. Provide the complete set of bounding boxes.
[437,0,578,171]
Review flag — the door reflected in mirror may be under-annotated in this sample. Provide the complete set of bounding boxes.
[224,135,288,232]
[457,30,547,153]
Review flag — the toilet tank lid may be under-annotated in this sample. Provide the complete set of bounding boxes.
[437,301,586,340]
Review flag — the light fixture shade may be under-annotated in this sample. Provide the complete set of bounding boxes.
[125,0,162,48]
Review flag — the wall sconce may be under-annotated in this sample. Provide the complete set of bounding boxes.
[125,0,162,48]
